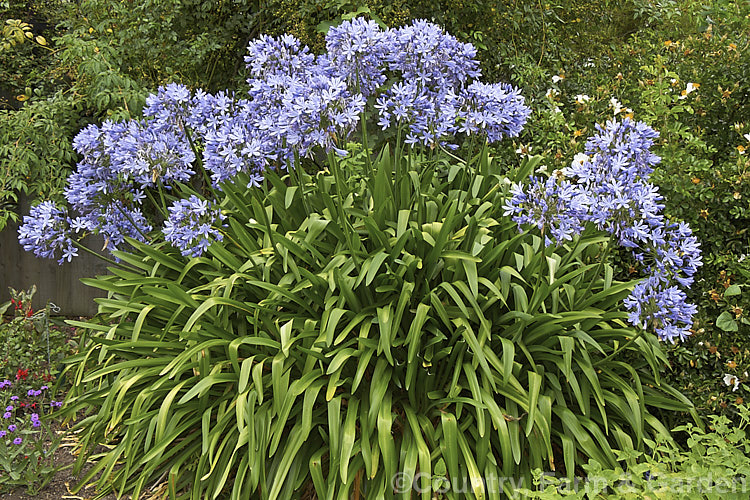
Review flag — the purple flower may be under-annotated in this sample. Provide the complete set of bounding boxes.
[503,176,590,246]
[2,412,10,419]
[5,406,12,412]
[10,396,18,401]
[17,201,78,264]
[375,81,459,148]
[322,17,390,97]
[624,274,697,342]
[109,120,195,188]
[8,425,16,432]
[13,437,22,445]
[50,401,63,408]
[244,34,316,82]
[386,20,481,90]
[40,385,48,391]
[508,119,702,342]
[0,431,5,438]
[457,81,530,142]
[163,196,225,257]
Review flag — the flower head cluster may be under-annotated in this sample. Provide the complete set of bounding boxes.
[245,35,366,159]
[244,34,316,81]
[110,120,195,187]
[458,82,530,142]
[21,18,528,262]
[375,81,459,147]
[163,196,225,257]
[143,83,194,131]
[503,176,590,246]
[18,202,77,264]
[323,17,391,97]
[386,19,480,90]
[623,275,697,342]
[506,119,702,342]
[371,20,527,147]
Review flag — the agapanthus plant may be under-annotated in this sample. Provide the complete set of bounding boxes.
[17,18,705,500]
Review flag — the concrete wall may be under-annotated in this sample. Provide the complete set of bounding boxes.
[0,201,109,316]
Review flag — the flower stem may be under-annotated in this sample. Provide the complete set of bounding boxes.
[576,234,615,308]
[594,328,646,367]
[71,240,137,271]
[328,151,361,267]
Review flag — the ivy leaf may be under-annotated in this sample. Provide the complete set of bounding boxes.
[716,311,738,332]
[724,284,741,297]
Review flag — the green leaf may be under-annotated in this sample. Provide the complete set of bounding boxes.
[716,311,738,332]
[724,284,741,297]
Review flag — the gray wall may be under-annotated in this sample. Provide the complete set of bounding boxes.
[0,208,109,317]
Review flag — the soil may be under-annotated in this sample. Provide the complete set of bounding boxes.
[0,434,120,500]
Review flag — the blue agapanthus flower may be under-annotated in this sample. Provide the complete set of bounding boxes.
[323,17,391,97]
[503,175,590,246]
[20,18,530,264]
[458,81,531,142]
[386,19,481,90]
[17,201,78,264]
[110,120,195,187]
[163,195,225,257]
[507,118,702,342]
[624,274,698,343]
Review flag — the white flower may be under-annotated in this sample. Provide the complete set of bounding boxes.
[535,164,548,173]
[744,133,750,142]
[610,97,623,115]
[552,74,564,83]
[553,106,562,114]
[723,373,740,392]
[574,94,591,104]
[563,152,589,178]
[572,152,589,168]
[678,82,700,99]
[545,88,557,99]
[515,144,531,156]
[584,59,595,68]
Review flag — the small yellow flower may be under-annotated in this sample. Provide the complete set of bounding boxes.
[738,145,746,155]
[728,361,737,370]
[729,43,737,51]
[664,40,673,47]
[692,177,701,184]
